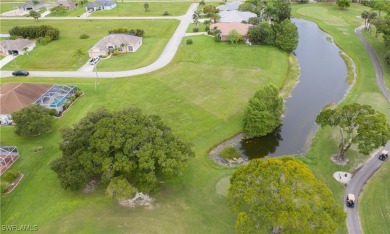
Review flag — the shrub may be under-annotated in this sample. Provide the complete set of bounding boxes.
[3,169,21,183]
[163,10,169,16]
[63,102,70,109]
[49,109,57,116]
[79,34,89,39]
[0,182,9,194]
[385,51,390,65]
[37,36,52,45]
[70,95,76,102]
[192,27,199,32]
[135,29,144,37]
[9,25,60,40]
[186,39,193,45]
[220,147,241,160]
[75,90,83,98]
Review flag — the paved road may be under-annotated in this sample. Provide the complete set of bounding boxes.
[0,3,198,78]
[345,26,390,234]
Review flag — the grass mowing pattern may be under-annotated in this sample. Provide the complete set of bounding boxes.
[0,35,288,233]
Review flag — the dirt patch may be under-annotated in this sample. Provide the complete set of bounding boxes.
[120,192,155,209]
[330,154,349,166]
[83,179,97,193]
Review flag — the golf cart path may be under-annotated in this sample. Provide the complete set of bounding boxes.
[345,26,390,234]
[0,3,198,78]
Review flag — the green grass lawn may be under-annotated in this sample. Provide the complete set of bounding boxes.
[47,7,86,17]
[91,2,191,17]
[292,2,390,233]
[0,35,291,233]
[359,160,390,234]
[0,3,19,14]
[0,19,178,71]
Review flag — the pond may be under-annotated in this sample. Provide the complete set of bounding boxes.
[241,18,350,159]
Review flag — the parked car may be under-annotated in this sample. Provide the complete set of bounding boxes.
[379,150,388,161]
[346,193,355,208]
[12,70,29,76]
[89,56,100,65]
[88,9,93,13]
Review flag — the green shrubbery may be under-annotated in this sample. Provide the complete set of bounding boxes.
[0,169,22,194]
[108,28,145,37]
[220,147,240,160]
[80,34,90,39]
[9,25,60,41]
[186,39,193,45]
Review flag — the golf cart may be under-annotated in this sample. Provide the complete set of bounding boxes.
[346,193,355,208]
[379,150,388,161]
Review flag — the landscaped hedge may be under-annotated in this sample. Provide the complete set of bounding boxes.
[9,25,60,40]
[108,28,145,37]
[0,169,21,194]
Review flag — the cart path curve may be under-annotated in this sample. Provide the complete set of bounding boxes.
[0,3,198,78]
[345,26,390,234]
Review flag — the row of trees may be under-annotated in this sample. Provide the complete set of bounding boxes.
[9,25,60,41]
[248,20,299,52]
[51,108,194,200]
[108,28,145,37]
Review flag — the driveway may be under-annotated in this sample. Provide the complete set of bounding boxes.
[0,3,198,78]
[344,26,390,234]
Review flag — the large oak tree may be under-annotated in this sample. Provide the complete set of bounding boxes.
[51,108,194,199]
[12,104,53,136]
[316,103,390,161]
[228,157,345,234]
[243,84,284,138]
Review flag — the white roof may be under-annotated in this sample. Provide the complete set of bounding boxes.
[217,1,242,11]
[219,10,256,23]
[381,150,388,155]
[347,194,355,201]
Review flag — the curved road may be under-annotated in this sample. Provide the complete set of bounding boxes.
[0,3,198,78]
[345,26,390,234]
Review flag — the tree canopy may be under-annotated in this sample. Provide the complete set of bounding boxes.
[273,19,299,53]
[51,108,194,198]
[228,157,346,234]
[12,104,53,136]
[336,0,351,9]
[316,103,390,161]
[243,84,284,138]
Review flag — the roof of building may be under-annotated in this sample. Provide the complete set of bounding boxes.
[86,0,116,8]
[89,34,142,52]
[19,1,46,8]
[219,10,257,23]
[217,1,242,11]
[0,83,53,114]
[210,22,252,36]
[0,39,35,51]
[55,0,76,7]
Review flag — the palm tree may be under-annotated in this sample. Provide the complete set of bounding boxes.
[23,47,29,56]
[361,10,370,29]
[72,48,86,64]
[120,43,126,53]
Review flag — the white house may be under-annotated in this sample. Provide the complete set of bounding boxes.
[219,10,257,23]
[217,1,242,11]
[86,0,116,12]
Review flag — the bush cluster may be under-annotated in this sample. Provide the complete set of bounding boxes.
[79,34,89,39]
[0,169,21,194]
[186,39,193,45]
[108,28,145,37]
[9,25,60,40]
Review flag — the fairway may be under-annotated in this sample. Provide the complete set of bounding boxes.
[0,19,179,71]
[0,35,290,233]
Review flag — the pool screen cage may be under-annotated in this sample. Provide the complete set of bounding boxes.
[34,85,77,113]
[0,146,20,176]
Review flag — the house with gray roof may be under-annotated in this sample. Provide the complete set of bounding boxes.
[18,0,46,11]
[86,0,116,12]
[88,34,142,58]
[51,0,77,10]
[0,39,36,56]
[219,10,256,23]
[217,1,242,11]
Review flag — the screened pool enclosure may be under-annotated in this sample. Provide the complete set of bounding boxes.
[34,85,77,113]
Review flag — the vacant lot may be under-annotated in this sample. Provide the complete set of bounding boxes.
[0,19,178,71]
[91,2,191,17]
[0,35,291,233]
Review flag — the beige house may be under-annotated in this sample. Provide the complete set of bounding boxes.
[0,39,36,56]
[210,22,252,41]
[88,34,143,58]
